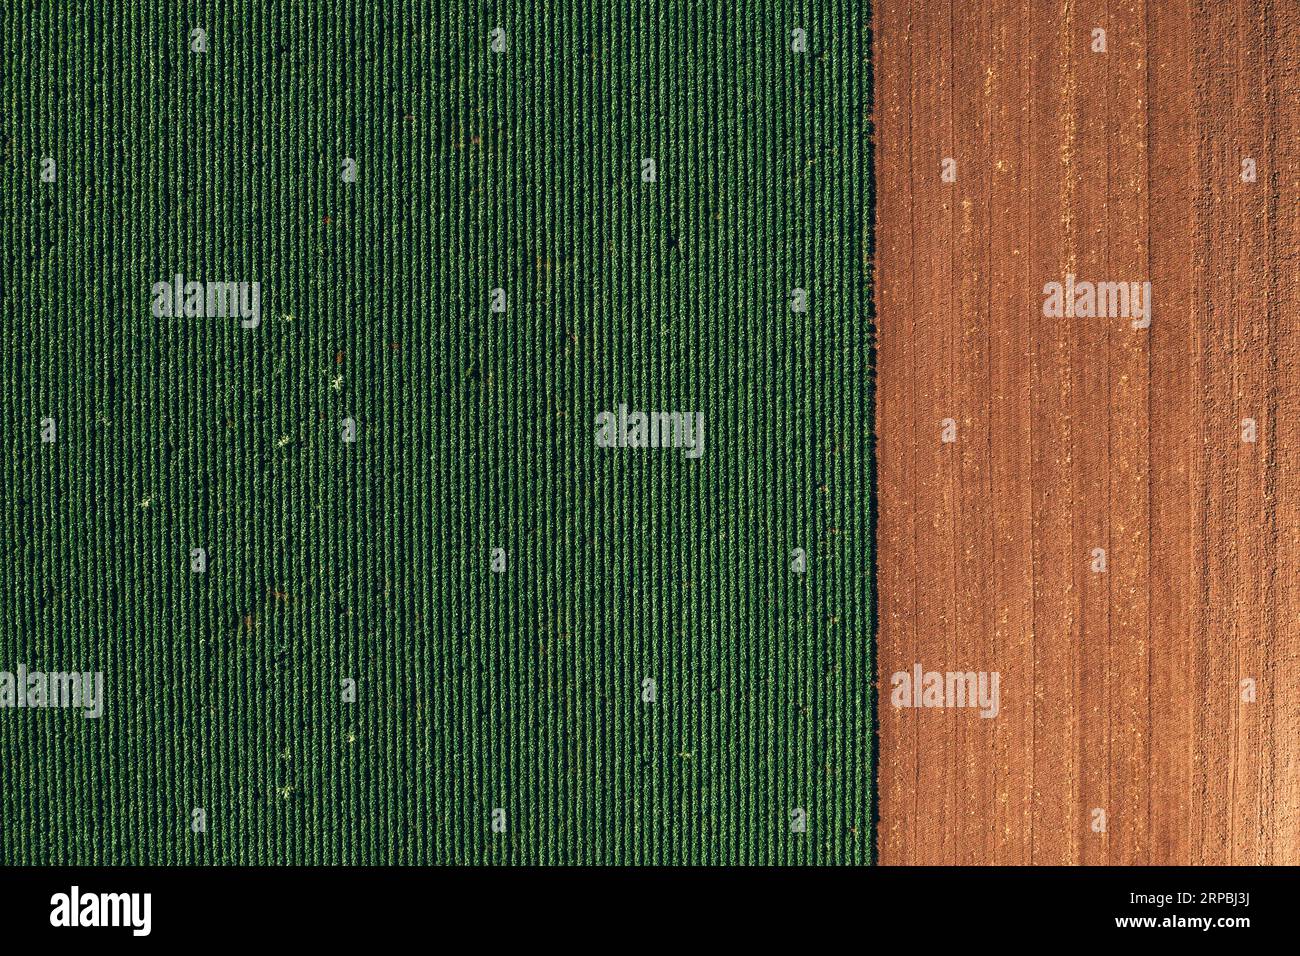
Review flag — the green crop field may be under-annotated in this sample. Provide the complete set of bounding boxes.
[0,1,871,864]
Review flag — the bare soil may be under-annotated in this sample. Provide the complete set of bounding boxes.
[875,0,1300,864]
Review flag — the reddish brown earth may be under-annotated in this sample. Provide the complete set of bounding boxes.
[875,0,1300,864]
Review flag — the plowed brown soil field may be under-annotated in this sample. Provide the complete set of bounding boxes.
[875,0,1300,864]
